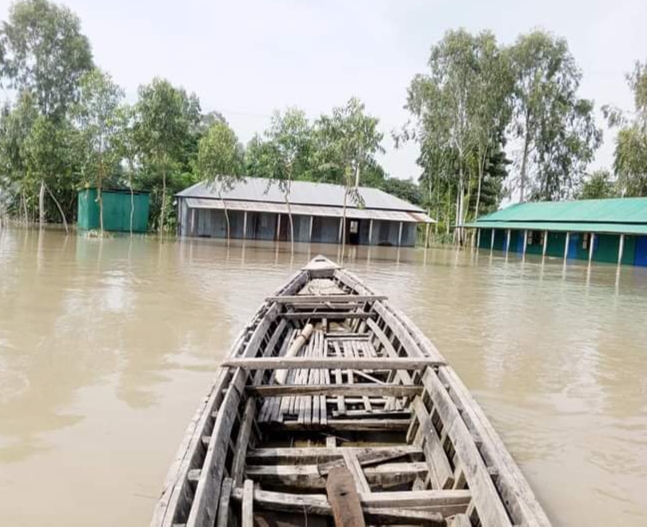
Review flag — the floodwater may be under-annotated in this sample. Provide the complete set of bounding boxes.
[0,227,646,526]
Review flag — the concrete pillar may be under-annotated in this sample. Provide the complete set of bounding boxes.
[338,217,343,243]
[398,221,403,247]
[490,228,495,250]
[243,211,248,240]
[542,231,548,257]
[523,230,528,255]
[191,209,196,236]
[476,228,481,249]
[368,219,374,246]
[505,229,511,254]
[588,232,596,263]
[564,232,570,260]
[425,222,430,249]
[618,234,625,265]
[276,214,281,241]
[309,216,314,242]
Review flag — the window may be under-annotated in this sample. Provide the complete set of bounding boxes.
[349,220,359,234]
[528,231,544,246]
[582,233,590,250]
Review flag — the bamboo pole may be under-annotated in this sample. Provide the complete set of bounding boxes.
[275,323,314,385]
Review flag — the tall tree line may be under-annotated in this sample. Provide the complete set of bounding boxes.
[0,0,645,240]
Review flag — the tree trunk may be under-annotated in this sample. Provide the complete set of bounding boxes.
[219,191,231,240]
[285,194,294,254]
[45,184,69,234]
[341,190,348,260]
[39,179,46,227]
[473,157,485,247]
[98,176,104,235]
[445,186,451,236]
[519,116,531,203]
[159,164,167,235]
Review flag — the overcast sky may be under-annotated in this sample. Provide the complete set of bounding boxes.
[2,0,646,184]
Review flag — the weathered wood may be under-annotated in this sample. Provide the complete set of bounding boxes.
[342,451,371,494]
[244,462,428,489]
[412,397,454,489]
[225,357,439,370]
[422,370,512,526]
[318,449,419,476]
[280,312,375,320]
[230,487,447,524]
[437,367,550,526]
[231,397,256,487]
[215,478,233,527]
[450,513,472,527]
[326,467,367,527]
[267,295,387,304]
[242,479,254,527]
[275,323,314,385]
[247,446,423,464]
[259,418,411,432]
[358,489,471,510]
[247,384,421,398]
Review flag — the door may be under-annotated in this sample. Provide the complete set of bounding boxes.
[635,236,647,266]
[348,219,360,245]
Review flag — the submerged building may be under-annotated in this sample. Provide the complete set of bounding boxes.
[175,177,434,246]
[468,197,647,266]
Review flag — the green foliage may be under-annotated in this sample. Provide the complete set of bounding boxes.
[197,119,245,188]
[509,30,601,202]
[578,169,617,200]
[1,0,93,118]
[133,77,202,231]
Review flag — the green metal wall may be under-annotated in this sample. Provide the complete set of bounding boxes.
[78,188,150,233]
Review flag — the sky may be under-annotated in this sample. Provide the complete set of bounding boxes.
[1,0,646,184]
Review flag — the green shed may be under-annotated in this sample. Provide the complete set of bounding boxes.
[467,197,647,267]
[78,188,150,233]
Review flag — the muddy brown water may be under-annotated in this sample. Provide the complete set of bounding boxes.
[0,227,646,526]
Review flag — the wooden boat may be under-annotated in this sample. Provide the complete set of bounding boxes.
[151,256,550,527]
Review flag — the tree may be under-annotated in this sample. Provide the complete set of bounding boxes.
[197,119,245,238]
[578,169,616,199]
[73,69,126,233]
[0,91,39,222]
[1,0,93,225]
[509,30,601,202]
[605,62,647,196]
[133,78,201,233]
[316,97,384,255]
[23,114,79,231]
[260,108,312,251]
[472,31,513,223]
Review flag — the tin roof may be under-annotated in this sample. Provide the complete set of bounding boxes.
[183,197,433,223]
[466,198,647,234]
[176,177,426,213]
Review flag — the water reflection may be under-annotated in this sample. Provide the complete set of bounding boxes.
[0,228,646,525]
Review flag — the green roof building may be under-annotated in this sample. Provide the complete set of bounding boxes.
[78,188,150,233]
[467,198,647,266]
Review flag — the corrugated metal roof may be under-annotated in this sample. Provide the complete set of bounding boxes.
[184,198,434,223]
[176,177,426,213]
[475,198,647,224]
[465,220,647,235]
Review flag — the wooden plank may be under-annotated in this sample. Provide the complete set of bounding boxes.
[450,513,472,527]
[215,478,233,527]
[422,370,512,527]
[280,312,375,320]
[259,419,411,432]
[230,488,450,525]
[358,489,471,510]
[319,449,415,476]
[186,371,244,527]
[247,445,423,464]
[268,294,387,304]
[224,357,439,370]
[326,467,367,527]
[242,479,254,527]
[437,367,550,526]
[247,384,421,398]
[412,397,454,489]
[244,462,428,489]
[231,397,256,487]
[342,451,371,494]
